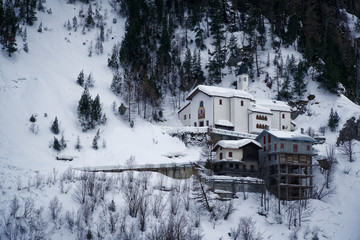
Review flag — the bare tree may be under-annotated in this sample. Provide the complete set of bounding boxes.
[315,146,337,200]
[48,196,63,225]
[192,174,213,212]
[139,171,152,190]
[151,192,166,219]
[339,139,356,162]
[138,193,149,232]
[223,200,236,220]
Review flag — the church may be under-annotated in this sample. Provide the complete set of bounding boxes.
[178,73,292,134]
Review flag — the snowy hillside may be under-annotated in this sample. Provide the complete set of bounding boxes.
[1,1,360,239]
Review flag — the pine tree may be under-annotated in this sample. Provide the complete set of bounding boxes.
[195,23,206,50]
[53,137,61,151]
[85,73,95,88]
[328,108,340,132]
[108,199,116,212]
[85,4,94,28]
[77,70,85,86]
[110,71,122,94]
[91,94,102,127]
[3,0,18,57]
[30,114,36,122]
[118,103,127,116]
[22,28,28,52]
[266,51,270,67]
[95,36,103,55]
[37,22,42,32]
[72,16,78,31]
[19,0,37,26]
[51,117,60,134]
[108,45,119,69]
[293,61,307,97]
[192,50,205,85]
[92,129,100,150]
[78,87,92,130]
[60,134,67,150]
[355,18,360,33]
[278,75,292,101]
[75,135,82,151]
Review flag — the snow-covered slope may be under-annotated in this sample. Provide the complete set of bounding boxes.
[1,1,360,239]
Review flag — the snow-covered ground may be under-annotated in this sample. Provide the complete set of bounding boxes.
[1,1,360,239]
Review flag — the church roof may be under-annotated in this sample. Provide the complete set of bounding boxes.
[213,139,262,152]
[186,85,255,101]
[248,104,273,114]
[256,99,291,112]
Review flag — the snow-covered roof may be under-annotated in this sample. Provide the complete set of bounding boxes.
[215,119,234,127]
[258,130,316,142]
[213,139,262,151]
[256,99,291,112]
[248,104,272,114]
[187,85,255,101]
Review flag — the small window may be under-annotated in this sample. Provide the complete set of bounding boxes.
[293,144,298,153]
[206,120,209,126]
[200,101,204,107]
[220,152,223,159]
[235,164,239,169]
[263,136,266,144]
[268,135,271,143]
[281,143,284,149]
[282,125,285,129]
[229,152,233,157]
[189,114,191,119]
[264,146,266,152]
[282,114,285,119]
[251,165,255,170]
[241,100,244,106]
[199,121,204,127]
[219,99,222,105]
[194,122,197,127]
[243,165,246,170]
[229,163,234,168]
[307,145,311,151]
[184,115,186,120]
[274,144,277,151]
[268,145,271,151]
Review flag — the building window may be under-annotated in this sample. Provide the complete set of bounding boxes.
[268,135,271,143]
[199,121,204,127]
[293,144,298,153]
[206,120,209,126]
[274,144,277,151]
[229,163,234,168]
[194,122,197,127]
[268,145,271,151]
[229,152,233,157]
[235,164,239,169]
[282,114,285,119]
[281,143,284,149]
[264,146,266,152]
[251,165,255,170]
[243,165,246,171]
[241,100,244,106]
[219,99,222,105]
[189,114,191,119]
[263,136,266,144]
[184,115,186,120]
[220,152,223,159]
[282,125,285,129]
[200,101,204,107]
[307,145,311,151]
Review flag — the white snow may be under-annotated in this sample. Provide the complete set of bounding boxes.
[187,84,255,100]
[214,139,262,150]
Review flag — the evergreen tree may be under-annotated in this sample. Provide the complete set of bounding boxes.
[337,117,360,146]
[266,51,270,67]
[77,70,85,86]
[85,73,95,88]
[75,135,82,151]
[53,137,61,151]
[108,199,116,212]
[29,114,36,122]
[51,117,60,134]
[19,0,37,26]
[293,61,307,97]
[90,94,102,127]
[209,0,225,46]
[157,22,171,66]
[110,71,122,95]
[60,134,67,150]
[195,23,206,50]
[328,108,340,132]
[3,0,18,56]
[355,18,360,33]
[95,36,103,55]
[78,87,92,130]
[85,4,94,28]
[37,22,42,32]
[108,44,119,69]
[118,103,127,116]
[72,16,78,31]
[192,50,205,85]
[278,75,292,101]
[92,129,100,150]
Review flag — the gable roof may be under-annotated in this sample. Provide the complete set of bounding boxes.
[256,99,291,112]
[186,85,255,101]
[256,130,316,143]
[212,139,262,152]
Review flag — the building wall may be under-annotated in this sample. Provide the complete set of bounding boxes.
[271,111,291,131]
[248,112,272,134]
[231,98,251,132]
[189,92,214,127]
[216,148,244,160]
[179,104,191,126]
[213,96,231,125]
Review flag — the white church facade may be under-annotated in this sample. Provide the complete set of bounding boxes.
[178,74,292,134]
